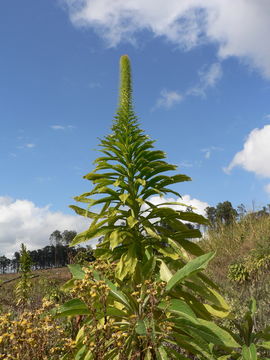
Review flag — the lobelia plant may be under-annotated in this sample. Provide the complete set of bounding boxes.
[15,243,33,307]
[58,55,242,359]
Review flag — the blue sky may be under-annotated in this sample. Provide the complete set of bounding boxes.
[1,0,270,256]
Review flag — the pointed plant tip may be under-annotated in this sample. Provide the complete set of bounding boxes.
[121,54,130,60]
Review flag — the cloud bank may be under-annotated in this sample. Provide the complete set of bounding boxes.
[63,0,270,78]
[0,194,208,257]
[0,197,89,258]
[156,89,183,109]
[225,125,270,178]
[156,62,222,109]
[148,194,209,216]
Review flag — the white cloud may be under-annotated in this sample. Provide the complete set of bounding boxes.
[50,125,75,130]
[25,143,35,148]
[0,197,89,258]
[51,125,65,130]
[17,143,36,149]
[188,62,223,97]
[225,124,270,178]
[179,160,193,168]
[63,0,270,78]
[154,62,222,109]
[148,194,209,216]
[201,146,223,159]
[155,89,183,109]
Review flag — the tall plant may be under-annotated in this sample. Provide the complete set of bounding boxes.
[59,55,241,359]
[70,55,208,279]
[15,243,32,307]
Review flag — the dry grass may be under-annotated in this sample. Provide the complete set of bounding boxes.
[0,267,71,313]
[199,214,270,283]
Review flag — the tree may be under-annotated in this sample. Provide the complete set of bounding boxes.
[237,203,247,220]
[216,201,237,225]
[62,230,77,245]
[0,255,10,274]
[49,230,63,267]
[205,206,217,227]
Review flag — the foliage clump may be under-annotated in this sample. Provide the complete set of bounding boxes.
[0,300,74,360]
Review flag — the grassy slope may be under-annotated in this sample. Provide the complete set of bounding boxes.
[0,267,71,312]
[199,214,270,329]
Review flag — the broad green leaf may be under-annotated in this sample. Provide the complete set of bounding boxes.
[144,225,161,239]
[177,211,209,225]
[106,307,127,318]
[119,193,129,204]
[173,237,204,256]
[115,244,138,280]
[135,319,147,335]
[68,264,85,279]
[259,341,270,350]
[110,230,122,250]
[105,280,132,311]
[159,260,173,282]
[196,318,240,348]
[69,205,97,219]
[157,345,169,359]
[56,299,90,317]
[242,344,257,360]
[127,216,138,228]
[203,304,230,318]
[136,178,146,186]
[145,349,152,360]
[166,252,215,291]
[142,256,156,279]
[172,332,213,359]
[70,226,107,246]
[158,245,179,259]
[249,297,257,317]
[75,345,87,360]
[159,299,196,320]
[61,278,76,291]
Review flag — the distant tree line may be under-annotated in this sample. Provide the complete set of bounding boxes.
[205,201,270,227]
[0,230,95,274]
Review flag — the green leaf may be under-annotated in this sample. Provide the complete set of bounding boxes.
[159,299,196,320]
[259,341,270,350]
[196,319,240,348]
[119,193,129,204]
[242,344,257,360]
[127,216,138,228]
[135,319,147,335]
[116,244,138,279]
[166,252,215,292]
[69,205,97,219]
[106,280,133,311]
[157,345,169,359]
[173,317,240,348]
[249,297,257,317]
[159,260,173,282]
[68,264,85,279]
[177,211,209,225]
[142,256,156,279]
[56,299,90,317]
[110,230,122,250]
